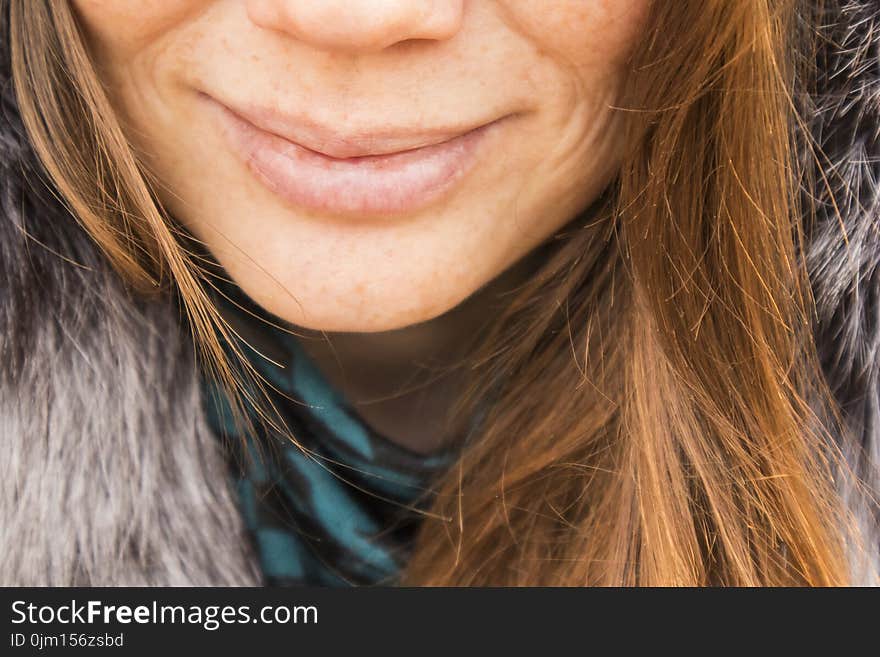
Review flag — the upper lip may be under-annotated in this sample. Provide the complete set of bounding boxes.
[202,92,498,160]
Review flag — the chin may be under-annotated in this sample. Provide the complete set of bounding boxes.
[244,282,475,334]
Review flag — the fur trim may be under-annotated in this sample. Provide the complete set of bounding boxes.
[801,0,880,582]
[0,7,259,584]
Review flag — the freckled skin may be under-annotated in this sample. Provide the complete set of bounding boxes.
[72,0,650,332]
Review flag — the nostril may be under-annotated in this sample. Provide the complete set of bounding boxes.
[244,0,465,54]
[244,0,287,33]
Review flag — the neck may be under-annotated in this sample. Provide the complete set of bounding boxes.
[294,243,552,454]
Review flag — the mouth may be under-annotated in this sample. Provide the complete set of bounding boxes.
[200,93,507,218]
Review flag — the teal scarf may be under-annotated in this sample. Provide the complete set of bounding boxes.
[201,285,456,586]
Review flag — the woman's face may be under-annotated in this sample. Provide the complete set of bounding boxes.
[72,1,648,331]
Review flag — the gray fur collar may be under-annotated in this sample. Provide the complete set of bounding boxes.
[801,0,880,581]
[1,1,878,584]
[0,10,259,584]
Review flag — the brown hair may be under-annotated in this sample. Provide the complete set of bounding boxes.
[7,0,875,585]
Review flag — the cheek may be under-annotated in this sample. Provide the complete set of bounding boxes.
[503,0,651,73]
[71,0,209,58]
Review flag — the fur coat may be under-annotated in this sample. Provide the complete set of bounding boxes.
[1,1,878,585]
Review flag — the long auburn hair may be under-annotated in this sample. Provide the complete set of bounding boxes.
[6,0,877,585]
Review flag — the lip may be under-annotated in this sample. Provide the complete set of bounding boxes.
[201,93,505,217]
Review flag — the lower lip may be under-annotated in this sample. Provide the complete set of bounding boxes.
[205,97,499,218]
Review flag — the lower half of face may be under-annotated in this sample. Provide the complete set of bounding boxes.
[73,0,649,332]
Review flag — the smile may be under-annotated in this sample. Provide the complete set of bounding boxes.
[202,93,505,218]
